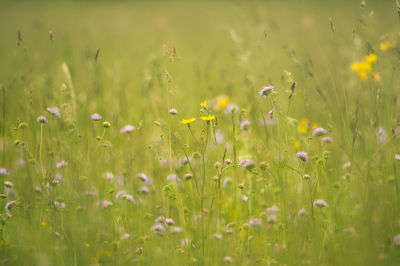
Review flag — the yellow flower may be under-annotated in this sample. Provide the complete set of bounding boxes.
[215,95,230,111]
[104,250,112,256]
[351,62,371,72]
[41,221,47,227]
[365,54,377,64]
[85,243,90,247]
[311,122,320,130]
[299,119,308,135]
[200,115,215,121]
[359,71,368,82]
[180,118,196,125]
[380,41,395,52]
[373,72,381,82]
[294,140,301,150]
[200,100,208,108]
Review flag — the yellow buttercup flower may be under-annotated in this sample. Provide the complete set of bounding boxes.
[294,140,301,150]
[201,115,215,121]
[215,95,230,111]
[365,54,377,64]
[299,119,308,135]
[200,100,208,108]
[373,72,381,82]
[380,41,395,52]
[41,221,47,227]
[180,118,196,125]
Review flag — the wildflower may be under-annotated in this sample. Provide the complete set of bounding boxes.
[103,172,114,180]
[0,168,7,176]
[215,95,230,111]
[248,217,262,227]
[373,72,381,82]
[239,159,255,170]
[46,107,61,117]
[376,127,387,144]
[5,200,17,217]
[225,103,239,114]
[56,160,68,169]
[120,233,131,240]
[322,136,334,143]
[151,223,166,235]
[241,195,248,202]
[298,208,307,216]
[294,141,301,150]
[136,173,149,183]
[200,115,215,121]
[393,234,400,246]
[91,113,102,121]
[183,173,193,180]
[121,194,135,203]
[296,151,309,162]
[169,108,178,115]
[312,127,327,137]
[41,221,47,227]
[268,108,274,119]
[215,130,224,143]
[140,186,149,194]
[120,125,135,134]
[103,121,111,128]
[213,233,222,239]
[240,120,251,131]
[84,243,90,247]
[259,86,274,97]
[313,199,329,208]
[37,116,48,124]
[299,119,308,134]
[102,200,113,209]
[266,205,279,223]
[380,41,395,52]
[200,100,208,108]
[4,181,14,188]
[395,154,400,161]
[365,54,377,64]
[180,118,196,125]
[167,174,181,182]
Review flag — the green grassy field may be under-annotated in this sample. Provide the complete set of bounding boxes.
[0,1,399,265]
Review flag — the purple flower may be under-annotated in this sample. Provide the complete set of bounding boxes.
[248,217,262,227]
[259,86,274,97]
[37,116,48,124]
[4,181,14,188]
[169,108,178,115]
[312,127,327,137]
[167,174,181,182]
[102,200,113,209]
[56,160,68,169]
[225,104,239,114]
[140,186,149,194]
[240,120,251,131]
[322,136,333,143]
[120,125,135,134]
[151,223,166,235]
[296,151,309,162]
[183,173,193,180]
[298,208,307,216]
[91,113,102,121]
[5,200,17,217]
[239,159,256,170]
[313,199,329,208]
[396,154,400,161]
[377,127,387,144]
[268,108,274,119]
[136,173,149,183]
[46,107,61,117]
[0,168,7,176]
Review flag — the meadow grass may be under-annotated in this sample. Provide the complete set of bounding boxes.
[0,0,399,265]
